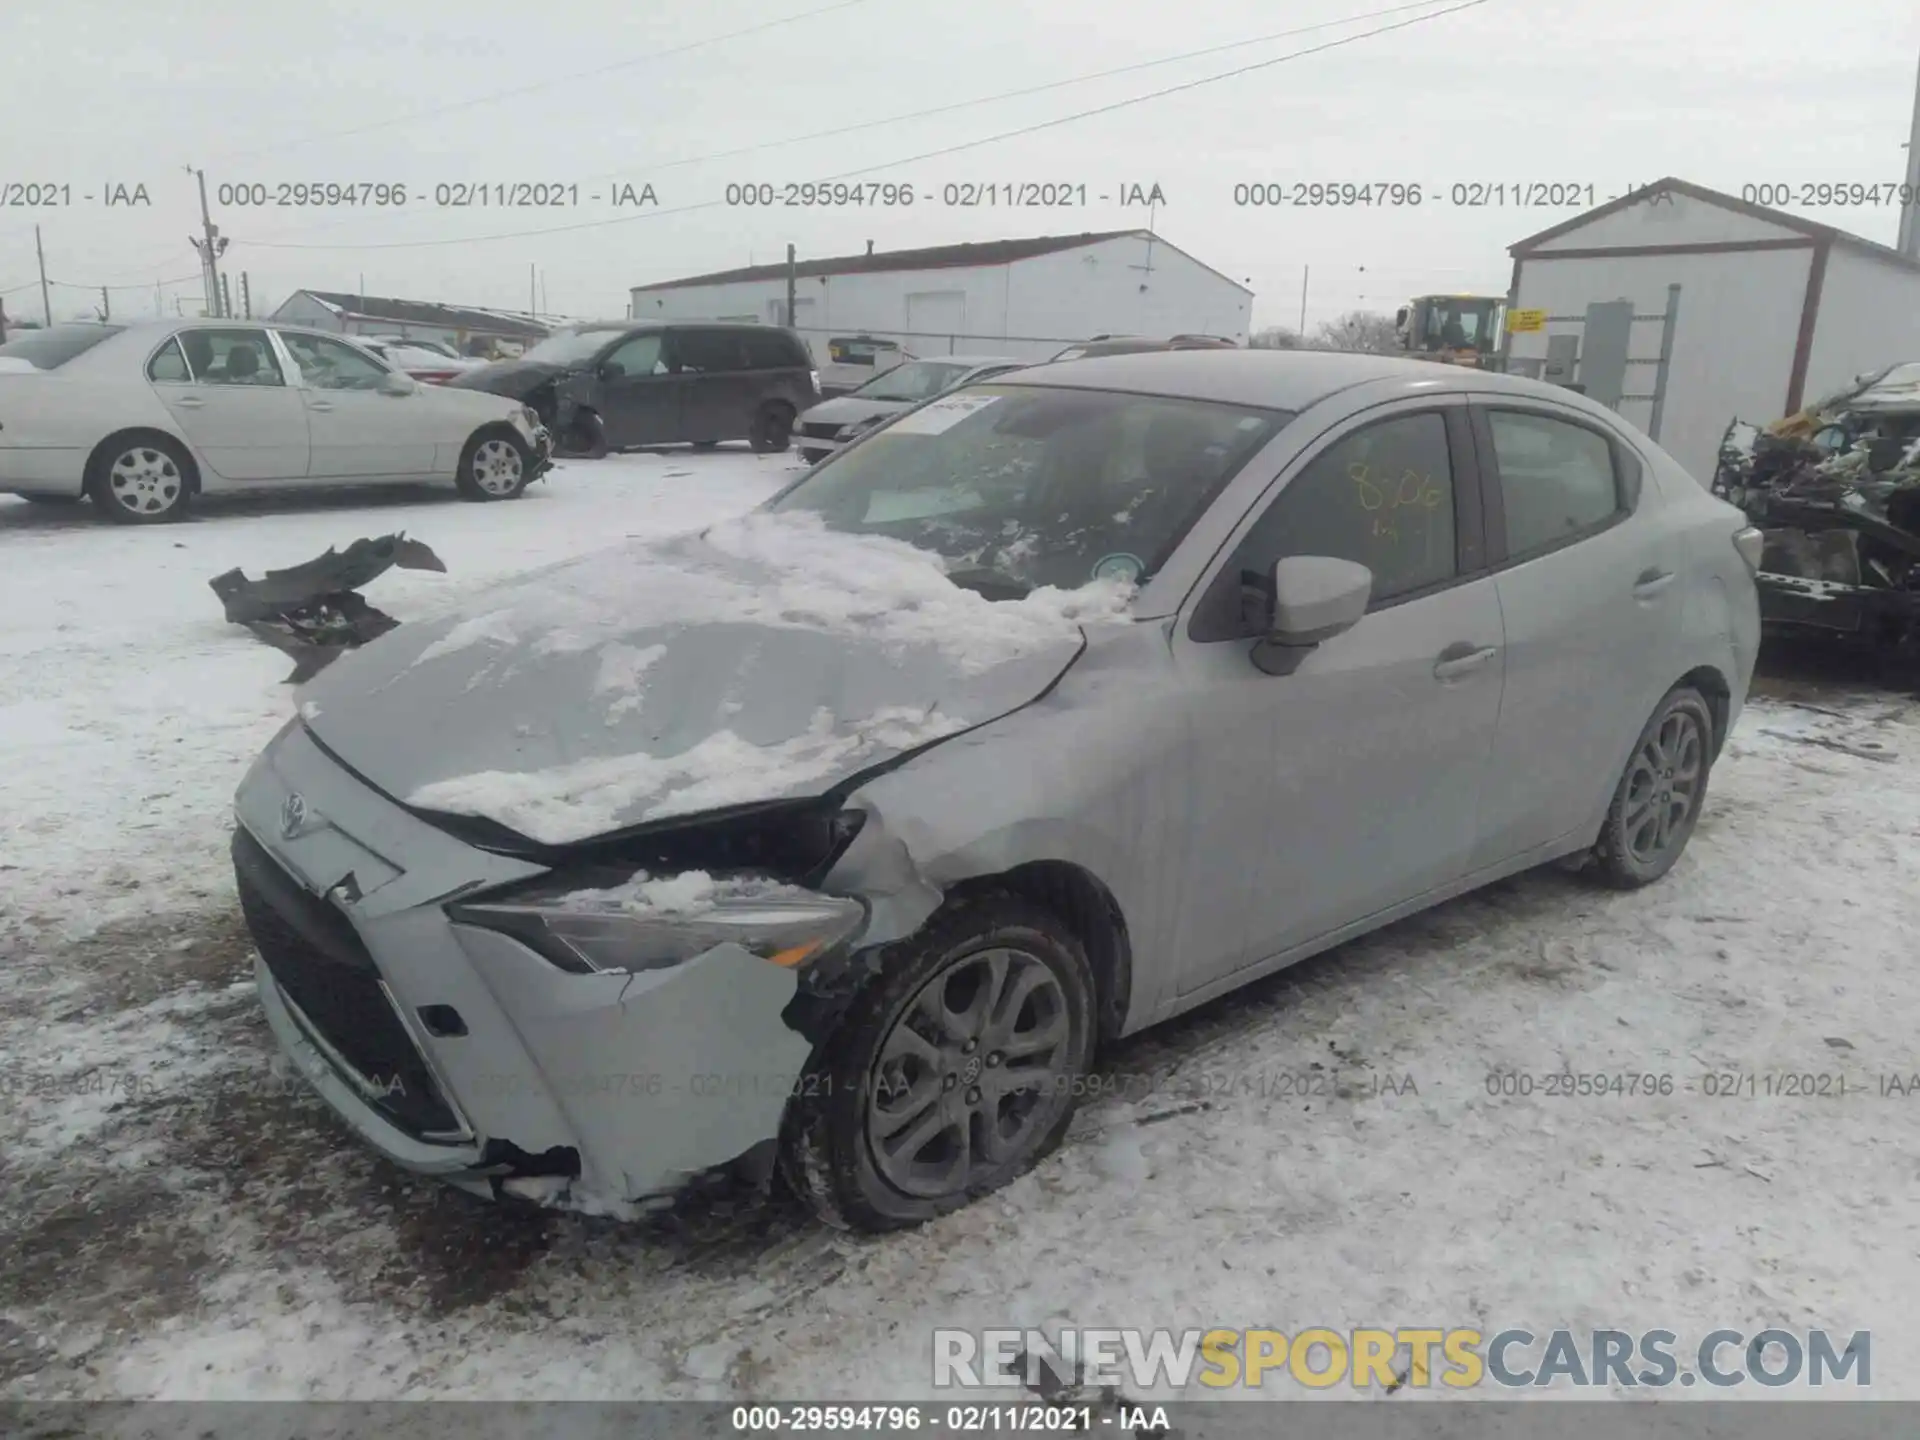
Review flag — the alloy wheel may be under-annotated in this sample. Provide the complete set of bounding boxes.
[471,437,523,495]
[865,946,1074,1199]
[107,447,183,516]
[1622,707,1704,865]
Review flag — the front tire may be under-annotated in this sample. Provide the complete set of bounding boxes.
[1590,685,1715,889]
[779,893,1095,1232]
[750,402,795,455]
[455,427,532,501]
[88,433,193,524]
[560,410,608,460]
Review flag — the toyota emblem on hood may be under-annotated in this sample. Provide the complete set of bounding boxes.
[279,792,311,840]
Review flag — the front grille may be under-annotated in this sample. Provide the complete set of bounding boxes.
[232,828,461,1138]
[799,422,840,441]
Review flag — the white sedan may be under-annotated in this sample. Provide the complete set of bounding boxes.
[0,319,552,523]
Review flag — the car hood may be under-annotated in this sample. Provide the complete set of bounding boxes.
[296,511,1132,846]
[446,358,572,399]
[801,395,914,428]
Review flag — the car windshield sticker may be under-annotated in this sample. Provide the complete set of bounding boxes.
[886,393,1002,436]
[1092,552,1144,584]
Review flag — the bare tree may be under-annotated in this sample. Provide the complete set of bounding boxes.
[1248,325,1304,350]
[1311,310,1401,354]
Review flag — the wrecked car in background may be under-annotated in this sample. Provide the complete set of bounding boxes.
[1713,362,1920,664]
[232,352,1757,1232]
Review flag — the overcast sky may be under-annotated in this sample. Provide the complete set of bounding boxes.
[2,0,1917,332]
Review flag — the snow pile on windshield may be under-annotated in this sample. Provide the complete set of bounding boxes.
[401,510,1133,676]
[407,703,967,844]
[553,868,816,915]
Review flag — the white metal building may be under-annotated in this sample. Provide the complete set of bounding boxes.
[627,230,1253,362]
[268,290,550,357]
[1505,178,1920,481]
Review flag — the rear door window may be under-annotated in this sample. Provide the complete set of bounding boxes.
[673,329,747,373]
[742,331,802,369]
[1484,409,1626,559]
[146,336,193,383]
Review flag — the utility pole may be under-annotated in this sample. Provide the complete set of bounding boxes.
[1899,47,1920,260]
[35,225,51,326]
[785,243,797,327]
[187,167,227,316]
[241,271,251,318]
[100,286,109,320]
[529,263,536,316]
[0,296,9,343]
[1297,265,1309,335]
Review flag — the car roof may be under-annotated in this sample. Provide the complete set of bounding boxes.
[915,355,1022,368]
[1001,349,1577,411]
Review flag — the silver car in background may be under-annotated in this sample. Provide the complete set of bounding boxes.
[795,355,1026,464]
[231,351,1760,1231]
[0,319,550,523]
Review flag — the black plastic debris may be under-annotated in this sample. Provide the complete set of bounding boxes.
[209,533,446,683]
[1714,364,1920,666]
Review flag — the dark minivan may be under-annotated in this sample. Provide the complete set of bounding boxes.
[449,322,819,458]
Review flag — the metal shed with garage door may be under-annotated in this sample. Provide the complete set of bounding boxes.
[1503,177,1920,482]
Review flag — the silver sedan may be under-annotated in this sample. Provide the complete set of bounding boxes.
[231,350,1760,1230]
[0,319,550,523]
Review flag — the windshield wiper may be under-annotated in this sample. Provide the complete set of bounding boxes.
[943,566,1033,601]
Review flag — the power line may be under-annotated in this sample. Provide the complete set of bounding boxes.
[211,0,898,164]
[589,0,1462,182]
[232,0,1456,251]
[231,0,1491,254]
[48,273,204,292]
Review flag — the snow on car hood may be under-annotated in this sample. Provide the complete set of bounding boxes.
[298,511,1132,844]
[445,358,570,399]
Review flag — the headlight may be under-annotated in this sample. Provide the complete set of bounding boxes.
[449,873,866,976]
[520,405,540,429]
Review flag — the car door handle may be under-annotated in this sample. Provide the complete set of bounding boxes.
[173,395,205,409]
[1433,643,1499,682]
[307,400,334,412]
[1633,568,1676,599]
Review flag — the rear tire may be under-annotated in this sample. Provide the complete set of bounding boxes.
[778,892,1095,1233]
[750,402,795,455]
[87,433,194,524]
[455,426,532,501]
[1590,685,1715,889]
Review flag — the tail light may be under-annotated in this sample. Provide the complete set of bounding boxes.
[1733,526,1765,572]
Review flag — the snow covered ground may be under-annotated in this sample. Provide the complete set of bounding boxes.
[2,453,1918,1402]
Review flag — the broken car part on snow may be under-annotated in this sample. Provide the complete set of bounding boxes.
[209,533,446,683]
[1713,362,1920,665]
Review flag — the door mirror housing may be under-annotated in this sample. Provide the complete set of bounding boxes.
[1252,556,1372,675]
[379,371,417,396]
[1268,555,1373,645]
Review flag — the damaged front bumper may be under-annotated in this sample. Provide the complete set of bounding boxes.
[233,721,830,1212]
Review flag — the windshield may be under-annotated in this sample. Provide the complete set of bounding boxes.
[850,360,973,402]
[0,323,124,370]
[1423,301,1492,349]
[519,327,629,366]
[767,385,1291,593]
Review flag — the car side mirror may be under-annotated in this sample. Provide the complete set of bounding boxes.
[379,371,417,396]
[1252,555,1372,675]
